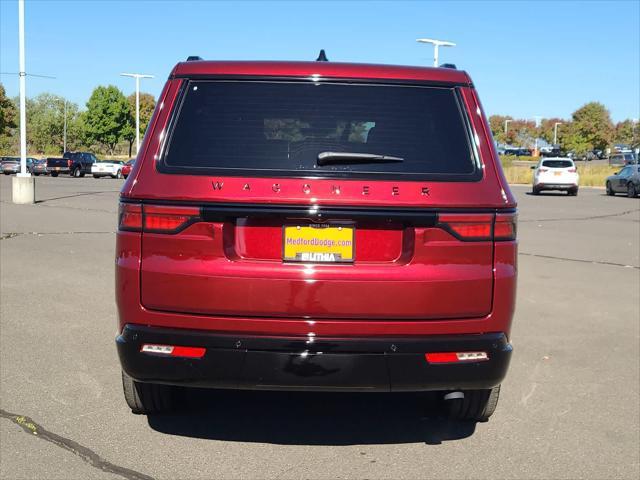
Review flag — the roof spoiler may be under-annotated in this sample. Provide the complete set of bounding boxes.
[186,56,203,62]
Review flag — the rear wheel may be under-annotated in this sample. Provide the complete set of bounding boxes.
[116,169,123,179]
[93,175,100,179]
[121,370,175,415]
[73,167,81,178]
[568,188,578,196]
[532,186,540,195]
[628,183,638,198]
[606,181,614,196]
[445,385,501,422]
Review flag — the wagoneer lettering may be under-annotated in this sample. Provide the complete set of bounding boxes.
[116,58,517,422]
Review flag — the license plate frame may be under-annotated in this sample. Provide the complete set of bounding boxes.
[282,223,355,263]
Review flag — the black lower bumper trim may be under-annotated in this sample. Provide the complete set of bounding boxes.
[117,325,512,392]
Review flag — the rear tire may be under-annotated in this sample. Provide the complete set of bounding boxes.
[628,183,638,198]
[116,169,123,179]
[606,181,614,196]
[446,385,501,422]
[532,186,540,195]
[93,175,100,179]
[121,370,175,415]
[51,172,58,177]
[568,188,578,196]
[72,167,81,178]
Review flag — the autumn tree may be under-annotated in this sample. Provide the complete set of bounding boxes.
[123,92,156,157]
[538,118,565,145]
[614,119,639,148]
[561,102,613,154]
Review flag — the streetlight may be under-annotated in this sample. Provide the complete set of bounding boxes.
[554,122,562,145]
[504,119,512,134]
[63,100,67,153]
[416,38,456,67]
[120,72,154,155]
[12,0,34,204]
[17,0,28,180]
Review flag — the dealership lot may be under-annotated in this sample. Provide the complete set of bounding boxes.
[0,176,638,480]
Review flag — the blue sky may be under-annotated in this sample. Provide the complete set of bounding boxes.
[1,0,638,122]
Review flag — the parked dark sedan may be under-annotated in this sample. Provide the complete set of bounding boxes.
[606,165,640,197]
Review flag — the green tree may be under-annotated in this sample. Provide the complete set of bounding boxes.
[124,92,156,157]
[84,85,131,155]
[0,83,17,136]
[563,102,613,153]
[0,84,18,154]
[25,93,82,154]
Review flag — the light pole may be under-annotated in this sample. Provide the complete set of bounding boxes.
[63,100,67,152]
[12,0,35,204]
[504,119,512,135]
[120,72,154,155]
[416,38,456,67]
[554,122,562,145]
[17,0,28,179]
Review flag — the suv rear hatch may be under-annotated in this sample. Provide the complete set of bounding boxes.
[132,78,513,320]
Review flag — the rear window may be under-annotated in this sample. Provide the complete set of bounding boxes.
[161,81,480,181]
[542,160,573,168]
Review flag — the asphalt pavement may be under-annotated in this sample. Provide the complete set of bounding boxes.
[1,175,638,480]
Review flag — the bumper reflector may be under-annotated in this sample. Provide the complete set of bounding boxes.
[425,351,489,364]
[141,344,206,358]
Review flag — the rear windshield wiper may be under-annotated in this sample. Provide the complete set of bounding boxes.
[317,151,404,166]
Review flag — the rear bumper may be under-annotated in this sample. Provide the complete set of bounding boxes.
[535,182,577,190]
[47,167,70,173]
[117,325,512,392]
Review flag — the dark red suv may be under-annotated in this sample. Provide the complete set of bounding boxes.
[116,57,517,421]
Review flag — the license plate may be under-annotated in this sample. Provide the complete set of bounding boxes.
[55,167,60,171]
[283,224,354,263]
[554,171,562,176]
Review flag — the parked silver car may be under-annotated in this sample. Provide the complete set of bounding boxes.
[606,165,640,198]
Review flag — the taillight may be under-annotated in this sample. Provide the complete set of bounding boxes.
[141,344,206,358]
[437,213,517,242]
[118,203,142,231]
[118,203,200,234]
[538,168,548,172]
[494,212,517,241]
[568,168,576,173]
[425,351,489,364]
[144,205,200,233]
[67,159,73,168]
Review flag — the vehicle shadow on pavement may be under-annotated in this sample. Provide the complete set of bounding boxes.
[147,389,477,445]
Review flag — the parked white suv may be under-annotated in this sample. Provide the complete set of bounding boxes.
[532,158,579,196]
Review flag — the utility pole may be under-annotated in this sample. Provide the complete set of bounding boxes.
[554,122,562,145]
[120,73,154,155]
[416,38,456,67]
